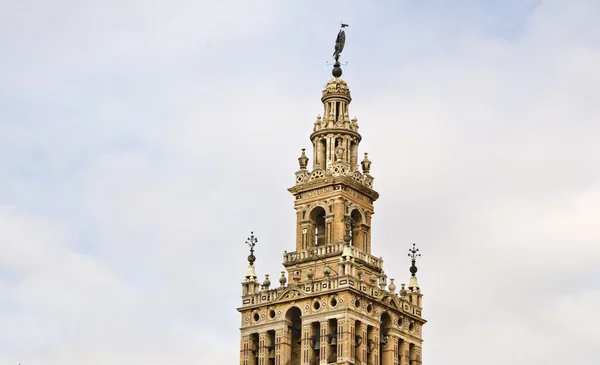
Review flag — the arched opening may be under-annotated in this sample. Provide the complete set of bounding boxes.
[350,209,364,250]
[380,312,393,365]
[249,332,259,365]
[327,318,339,363]
[366,324,375,364]
[398,338,406,365]
[267,330,276,365]
[309,206,326,246]
[409,343,416,365]
[310,322,321,364]
[286,307,302,365]
[318,139,326,169]
[354,320,364,363]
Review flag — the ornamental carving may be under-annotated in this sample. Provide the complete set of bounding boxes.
[295,162,374,189]
[299,186,335,199]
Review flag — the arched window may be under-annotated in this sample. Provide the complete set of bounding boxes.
[309,206,326,246]
[380,312,393,365]
[286,307,302,365]
[350,209,364,250]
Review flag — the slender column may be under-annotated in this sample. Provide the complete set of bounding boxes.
[277,326,291,365]
[366,327,375,365]
[332,198,346,243]
[302,323,312,364]
[372,327,380,365]
[356,323,367,365]
[314,138,320,169]
[240,336,249,365]
[410,345,421,365]
[325,136,331,167]
[393,336,399,365]
[337,317,352,362]
[365,212,373,254]
[336,319,344,363]
[319,321,330,364]
[399,341,409,365]
[324,215,334,244]
[296,209,304,251]
[349,320,356,362]
[258,333,267,365]
[381,334,399,365]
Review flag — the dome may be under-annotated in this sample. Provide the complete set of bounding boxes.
[321,77,351,101]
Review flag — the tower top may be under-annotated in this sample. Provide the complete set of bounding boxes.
[332,23,349,77]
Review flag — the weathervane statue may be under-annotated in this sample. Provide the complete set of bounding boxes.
[332,23,349,77]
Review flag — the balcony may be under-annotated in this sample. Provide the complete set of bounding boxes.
[283,242,383,271]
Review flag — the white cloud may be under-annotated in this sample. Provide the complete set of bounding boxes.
[0,1,599,364]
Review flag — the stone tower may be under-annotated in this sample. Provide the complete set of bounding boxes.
[238,31,425,365]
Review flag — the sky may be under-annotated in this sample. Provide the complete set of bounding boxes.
[0,0,599,364]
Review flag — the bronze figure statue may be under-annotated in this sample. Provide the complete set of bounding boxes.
[333,23,349,64]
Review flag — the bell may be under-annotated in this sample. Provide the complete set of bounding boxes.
[269,349,275,359]
[313,341,321,350]
[355,334,363,346]
[380,333,389,345]
[330,337,337,346]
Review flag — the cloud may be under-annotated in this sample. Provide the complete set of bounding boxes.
[0,1,598,364]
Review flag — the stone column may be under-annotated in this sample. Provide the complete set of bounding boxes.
[410,345,421,365]
[336,319,344,363]
[296,209,304,251]
[336,317,354,362]
[399,340,409,365]
[356,323,367,365]
[302,323,312,364]
[349,320,356,363]
[258,333,267,365]
[320,320,330,365]
[325,136,332,167]
[276,326,291,365]
[381,334,399,365]
[332,198,346,243]
[367,327,380,365]
[240,336,248,365]
[365,212,373,254]
[325,214,334,244]
[373,327,380,365]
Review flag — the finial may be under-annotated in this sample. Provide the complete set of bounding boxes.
[408,243,421,277]
[332,23,349,77]
[246,231,258,265]
[389,278,397,293]
[298,148,309,170]
[262,274,271,290]
[279,271,287,287]
[399,283,408,298]
[361,153,371,174]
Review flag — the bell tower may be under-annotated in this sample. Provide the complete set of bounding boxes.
[238,26,426,365]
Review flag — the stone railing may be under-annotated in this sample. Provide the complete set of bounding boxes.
[283,242,345,263]
[240,274,422,318]
[282,243,383,271]
[295,162,373,188]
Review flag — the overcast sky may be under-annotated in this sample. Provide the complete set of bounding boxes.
[1,1,599,364]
